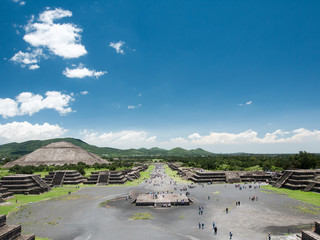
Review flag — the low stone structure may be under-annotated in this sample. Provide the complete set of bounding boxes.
[135,193,189,206]
[190,170,227,183]
[44,170,84,186]
[0,215,35,240]
[273,169,320,193]
[168,163,272,184]
[302,221,320,240]
[86,170,127,185]
[86,165,147,185]
[0,174,51,195]
[0,184,13,203]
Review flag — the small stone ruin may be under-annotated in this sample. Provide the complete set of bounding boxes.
[302,221,320,240]
[44,170,84,186]
[273,169,320,193]
[0,174,51,195]
[0,215,35,240]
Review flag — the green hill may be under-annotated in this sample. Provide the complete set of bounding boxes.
[0,138,213,159]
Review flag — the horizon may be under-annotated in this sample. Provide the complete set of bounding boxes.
[1,137,320,155]
[1,1,320,153]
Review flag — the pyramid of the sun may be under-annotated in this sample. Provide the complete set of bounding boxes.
[3,141,109,167]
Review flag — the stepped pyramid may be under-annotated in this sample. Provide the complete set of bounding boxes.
[3,141,109,167]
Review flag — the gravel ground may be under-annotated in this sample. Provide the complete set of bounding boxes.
[7,164,319,240]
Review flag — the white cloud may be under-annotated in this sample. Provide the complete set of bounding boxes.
[63,64,107,78]
[0,98,20,118]
[80,91,88,95]
[109,41,125,54]
[81,130,156,148]
[11,49,44,69]
[128,104,141,110]
[186,129,320,145]
[0,91,74,118]
[12,0,26,5]
[0,121,66,144]
[11,7,86,68]
[29,64,39,70]
[239,100,253,106]
[138,93,142,97]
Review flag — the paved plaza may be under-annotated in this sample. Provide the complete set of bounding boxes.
[6,164,319,240]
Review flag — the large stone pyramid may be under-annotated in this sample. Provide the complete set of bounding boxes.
[3,141,109,167]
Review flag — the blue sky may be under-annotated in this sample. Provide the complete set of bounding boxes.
[1,0,320,153]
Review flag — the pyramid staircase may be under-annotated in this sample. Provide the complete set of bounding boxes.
[31,175,51,192]
[302,221,320,240]
[0,215,35,240]
[51,172,66,186]
[273,171,293,188]
[97,173,109,185]
[305,182,316,192]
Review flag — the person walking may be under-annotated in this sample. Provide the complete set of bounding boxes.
[229,231,233,239]
[198,222,201,229]
[226,208,229,214]
[214,226,217,235]
[212,221,215,229]
[202,222,204,229]
[268,233,271,240]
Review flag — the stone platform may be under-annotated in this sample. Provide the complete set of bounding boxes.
[135,193,189,206]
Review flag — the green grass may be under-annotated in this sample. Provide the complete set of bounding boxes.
[122,165,155,186]
[164,164,191,184]
[261,185,320,206]
[130,212,153,220]
[0,186,79,216]
[0,169,10,178]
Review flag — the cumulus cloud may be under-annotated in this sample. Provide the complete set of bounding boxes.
[11,8,87,70]
[0,91,74,118]
[23,8,87,58]
[80,130,156,148]
[63,64,107,79]
[11,49,44,69]
[128,104,141,110]
[0,121,66,144]
[186,129,320,145]
[109,41,125,54]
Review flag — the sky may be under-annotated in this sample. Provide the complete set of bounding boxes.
[1,0,320,153]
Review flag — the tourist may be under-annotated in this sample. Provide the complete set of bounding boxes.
[268,233,271,240]
[212,221,215,228]
[202,222,204,229]
[229,231,233,239]
[226,208,229,214]
[214,226,217,235]
[198,222,201,229]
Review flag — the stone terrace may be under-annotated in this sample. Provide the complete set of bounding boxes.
[273,169,320,193]
[0,215,35,240]
[44,170,84,186]
[0,174,51,195]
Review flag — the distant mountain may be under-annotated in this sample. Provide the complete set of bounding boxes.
[0,138,214,159]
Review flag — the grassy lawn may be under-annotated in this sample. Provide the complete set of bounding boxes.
[130,212,153,220]
[164,164,191,184]
[261,185,320,207]
[123,164,155,186]
[0,186,79,216]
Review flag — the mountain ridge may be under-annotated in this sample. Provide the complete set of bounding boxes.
[0,137,214,159]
